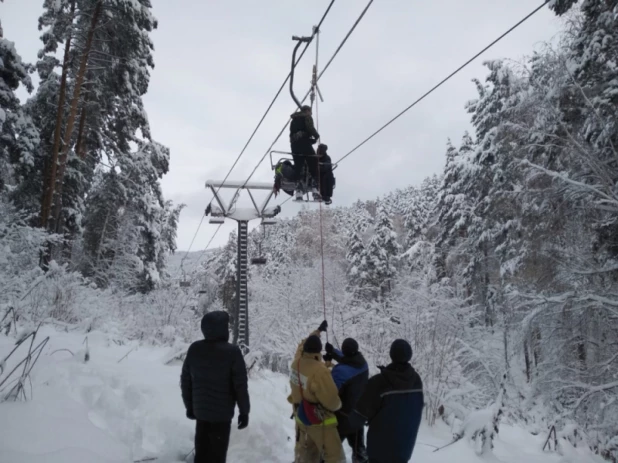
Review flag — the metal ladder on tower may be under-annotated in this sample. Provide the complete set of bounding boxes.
[236,220,249,353]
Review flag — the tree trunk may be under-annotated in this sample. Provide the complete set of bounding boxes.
[533,327,541,371]
[39,0,78,269]
[50,0,103,234]
[40,0,76,231]
[524,339,531,383]
[75,91,89,160]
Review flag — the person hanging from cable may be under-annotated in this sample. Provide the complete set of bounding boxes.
[316,143,335,205]
[289,105,320,200]
[288,320,345,463]
[323,338,369,463]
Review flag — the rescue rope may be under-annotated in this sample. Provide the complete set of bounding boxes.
[312,28,329,343]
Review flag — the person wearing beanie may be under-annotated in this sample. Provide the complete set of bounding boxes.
[180,311,250,463]
[288,320,345,463]
[325,339,369,463]
[350,339,424,463]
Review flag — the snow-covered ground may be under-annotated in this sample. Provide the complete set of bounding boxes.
[0,328,604,463]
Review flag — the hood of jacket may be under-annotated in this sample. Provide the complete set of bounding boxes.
[201,311,230,342]
[290,110,308,119]
[379,363,423,390]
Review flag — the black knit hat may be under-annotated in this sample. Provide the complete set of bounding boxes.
[303,335,322,354]
[390,339,412,364]
[341,338,359,357]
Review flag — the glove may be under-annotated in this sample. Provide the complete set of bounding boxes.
[186,410,196,420]
[318,320,328,332]
[238,414,249,430]
[323,353,333,362]
[325,342,334,354]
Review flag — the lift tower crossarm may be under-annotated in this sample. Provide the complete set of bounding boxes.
[203,180,280,354]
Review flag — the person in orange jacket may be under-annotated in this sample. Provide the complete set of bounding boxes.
[288,320,345,463]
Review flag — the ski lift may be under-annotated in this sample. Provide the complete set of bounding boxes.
[271,32,330,203]
[179,270,191,288]
[271,150,337,202]
[251,219,275,265]
[251,255,267,266]
[271,149,322,202]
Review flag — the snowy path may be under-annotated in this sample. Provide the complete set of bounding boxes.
[0,328,602,463]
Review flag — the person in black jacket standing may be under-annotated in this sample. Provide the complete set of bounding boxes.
[325,338,369,463]
[181,311,250,463]
[351,339,423,463]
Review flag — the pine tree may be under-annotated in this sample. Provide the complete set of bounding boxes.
[0,18,38,190]
[79,140,176,292]
[51,0,158,236]
[360,206,401,303]
[345,230,368,302]
[30,0,161,266]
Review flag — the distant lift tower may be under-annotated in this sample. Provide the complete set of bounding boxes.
[204,180,281,354]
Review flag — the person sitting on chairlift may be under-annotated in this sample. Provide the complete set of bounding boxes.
[317,143,335,206]
[290,105,320,200]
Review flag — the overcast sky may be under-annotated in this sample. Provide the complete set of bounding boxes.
[1,0,562,254]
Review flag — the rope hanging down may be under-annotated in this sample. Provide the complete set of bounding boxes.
[333,0,550,166]
[311,28,329,342]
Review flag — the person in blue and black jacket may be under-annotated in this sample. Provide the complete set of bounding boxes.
[324,338,369,463]
[350,339,424,463]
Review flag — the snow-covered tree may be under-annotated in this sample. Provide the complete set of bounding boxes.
[0,18,38,191]
[360,205,401,304]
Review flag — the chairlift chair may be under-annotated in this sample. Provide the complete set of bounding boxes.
[250,219,276,265]
[271,150,323,203]
[179,274,191,288]
[251,256,267,265]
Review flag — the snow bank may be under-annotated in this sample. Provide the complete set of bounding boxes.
[0,327,607,462]
[0,327,295,462]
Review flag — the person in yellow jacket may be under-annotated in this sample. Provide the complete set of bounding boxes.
[288,320,345,463]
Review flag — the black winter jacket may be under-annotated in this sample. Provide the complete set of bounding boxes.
[330,349,369,436]
[180,311,250,423]
[289,111,319,145]
[352,363,423,463]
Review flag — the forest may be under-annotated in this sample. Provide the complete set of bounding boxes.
[1,0,617,461]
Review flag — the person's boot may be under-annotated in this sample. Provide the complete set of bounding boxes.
[295,184,304,201]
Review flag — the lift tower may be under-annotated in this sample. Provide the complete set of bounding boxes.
[204,180,280,354]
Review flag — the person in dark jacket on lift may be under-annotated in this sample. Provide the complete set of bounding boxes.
[325,338,369,463]
[351,339,423,463]
[180,311,250,463]
[290,105,320,200]
[316,143,335,205]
